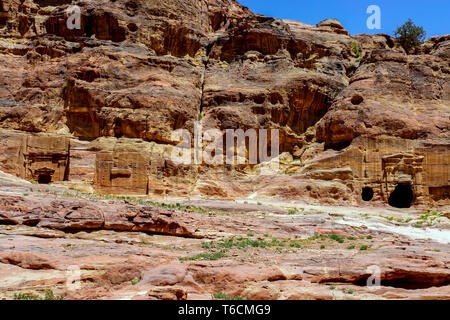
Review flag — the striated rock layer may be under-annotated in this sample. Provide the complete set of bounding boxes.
[0,0,448,208]
[0,172,449,300]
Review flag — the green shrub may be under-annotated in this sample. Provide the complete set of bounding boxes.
[212,292,243,300]
[394,19,426,53]
[179,251,226,261]
[360,245,368,251]
[352,41,362,58]
[329,234,345,243]
[44,289,64,300]
[14,292,41,300]
[14,289,63,300]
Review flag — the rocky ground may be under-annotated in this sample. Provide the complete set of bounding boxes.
[0,0,449,301]
[1,170,449,300]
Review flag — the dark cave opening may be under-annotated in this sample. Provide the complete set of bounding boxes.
[388,183,413,208]
[38,174,52,184]
[324,140,352,151]
[361,187,374,201]
[351,94,364,105]
[353,275,450,290]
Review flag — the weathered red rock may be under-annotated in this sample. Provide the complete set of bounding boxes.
[0,0,449,301]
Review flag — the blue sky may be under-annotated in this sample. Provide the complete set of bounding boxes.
[238,0,450,38]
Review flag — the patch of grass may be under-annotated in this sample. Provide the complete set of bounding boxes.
[202,236,292,251]
[395,217,413,224]
[14,292,41,300]
[320,244,325,249]
[287,209,297,215]
[329,286,336,290]
[257,202,262,206]
[347,236,356,240]
[366,235,373,240]
[131,278,140,285]
[352,41,362,58]
[346,245,356,250]
[247,233,254,237]
[14,289,64,300]
[101,195,231,216]
[44,289,64,300]
[179,251,226,261]
[212,292,243,300]
[328,234,345,243]
[309,234,327,241]
[418,211,444,226]
[360,245,368,251]
[346,289,354,294]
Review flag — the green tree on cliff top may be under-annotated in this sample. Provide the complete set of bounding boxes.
[394,19,426,54]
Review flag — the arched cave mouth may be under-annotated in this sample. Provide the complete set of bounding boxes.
[38,174,52,184]
[361,187,374,201]
[388,183,413,208]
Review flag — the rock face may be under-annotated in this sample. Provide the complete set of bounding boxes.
[0,0,449,208]
[0,173,449,300]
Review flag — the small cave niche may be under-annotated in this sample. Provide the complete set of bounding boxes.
[37,174,52,184]
[351,94,364,105]
[0,12,8,27]
[324,140,352,151]
[127,23,138,32]
[388,183,414,208]
[361,187,374,201]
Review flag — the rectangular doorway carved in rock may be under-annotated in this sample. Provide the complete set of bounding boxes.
[22,135,70,184]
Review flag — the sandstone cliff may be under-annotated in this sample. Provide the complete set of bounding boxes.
[0,0,449,208]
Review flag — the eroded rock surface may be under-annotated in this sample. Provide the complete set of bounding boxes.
[0,0,448,207]
[0,0,449,301]
[0,173,448,300]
